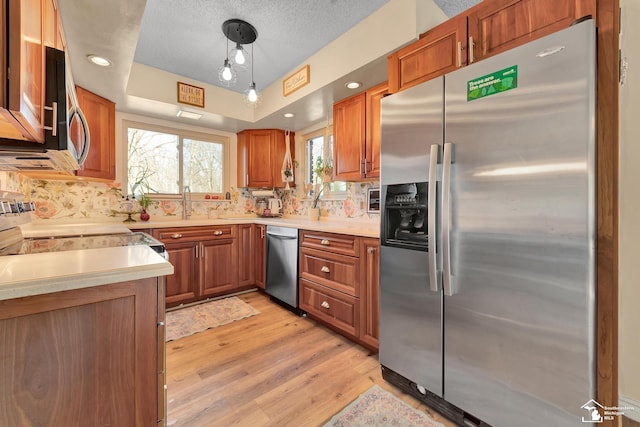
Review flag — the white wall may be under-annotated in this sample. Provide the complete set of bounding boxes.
[618,0,640,420]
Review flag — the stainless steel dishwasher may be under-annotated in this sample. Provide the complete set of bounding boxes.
[265,225,298,309]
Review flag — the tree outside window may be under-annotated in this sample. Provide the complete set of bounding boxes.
[126,122,228,196]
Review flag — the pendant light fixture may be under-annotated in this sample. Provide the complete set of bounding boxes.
[217,37,236,87]
[246,43,260,105]
[230,43,249,69]
[219,19,257,90]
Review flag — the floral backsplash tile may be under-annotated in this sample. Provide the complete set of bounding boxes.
[0,171,380,222]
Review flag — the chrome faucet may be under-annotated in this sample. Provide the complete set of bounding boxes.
[182,185,192,220]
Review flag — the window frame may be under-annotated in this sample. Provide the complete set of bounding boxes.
[123,119,231,198]
[302,126,347,200]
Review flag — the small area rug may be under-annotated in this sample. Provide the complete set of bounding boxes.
[324,385,445,427]
[165,296,260,341]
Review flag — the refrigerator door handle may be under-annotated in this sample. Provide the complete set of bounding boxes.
[428,143,441,292]
[442,142,455,296]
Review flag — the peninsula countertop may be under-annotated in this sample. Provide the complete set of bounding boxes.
[0,246,174,301]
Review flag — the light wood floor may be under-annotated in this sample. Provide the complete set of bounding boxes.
[166,291,456,427]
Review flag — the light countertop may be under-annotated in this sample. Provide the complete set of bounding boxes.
[20,222,132,238]
[0,246,174,301]
[128,216,380,238]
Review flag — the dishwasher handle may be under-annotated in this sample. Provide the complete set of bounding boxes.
[267,233,298,239]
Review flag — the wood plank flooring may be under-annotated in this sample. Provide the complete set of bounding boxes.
[166,291,456,427]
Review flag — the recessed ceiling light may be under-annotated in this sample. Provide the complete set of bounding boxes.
[346,81,362,89]
[283,113,295,118]
[176,110,203,120]
[87,54,112,67]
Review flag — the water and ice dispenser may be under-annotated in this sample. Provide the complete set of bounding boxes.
[381,182,429,251]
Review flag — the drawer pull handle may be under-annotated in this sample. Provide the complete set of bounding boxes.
[170,233,182,239]
[320,266,330,273]
[320,239,330,246]
[321,301,330,309]
[213,230,223,236]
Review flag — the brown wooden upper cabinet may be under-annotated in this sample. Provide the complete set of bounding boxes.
[237,129,295,188]
[333,81,387,181]
[74,86,116,181]
[388,15,467,93]
[467,0,596,62]
[1,0,58,142]
[388,0,595,93]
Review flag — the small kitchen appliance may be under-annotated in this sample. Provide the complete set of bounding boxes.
[268,198,282,214]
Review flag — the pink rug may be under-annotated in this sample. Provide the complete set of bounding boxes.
[165,296,260,341]
[324,385,445,427]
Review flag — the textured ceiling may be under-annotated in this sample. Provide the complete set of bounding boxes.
[134,0,390,94]
[57,0,482,133]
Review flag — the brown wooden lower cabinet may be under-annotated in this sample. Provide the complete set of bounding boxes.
[238,224,255,287]
[153,226,239,308]
[0,278,165,426]
[298,230,379,351]
[201,238,238,297]
[299,277,359,338]
[253,224,266,289]
[359,238,380,350]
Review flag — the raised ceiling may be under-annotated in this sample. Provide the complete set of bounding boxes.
[134,0,390,94]
[58,0,481,133]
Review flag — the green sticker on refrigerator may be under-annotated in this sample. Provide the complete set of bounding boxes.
[467,65,518,101]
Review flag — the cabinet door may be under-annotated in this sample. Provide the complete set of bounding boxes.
[201,239,238,297]
[75,86,116,180]
[238,224,255,286]
[247,130,274,187]
[42,0,57,48]
[333,92,366,181]
[364,82,388,179]
[0,279,159,426]
[254,224,266,289]
[163,241,199,307]
[388,14,467,93]
[467,0,596,63]
[6,0,46,142]
[359,238,380,350]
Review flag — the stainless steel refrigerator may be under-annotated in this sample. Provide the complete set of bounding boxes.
[379,20,596,427]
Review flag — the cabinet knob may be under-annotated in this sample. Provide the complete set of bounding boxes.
[213,230,223,236]
[367,247,376,254]
[320,301,330,309]
[157,321,165,327]
[320,266,330,273]
[170,233,182,239]
[320,239,330,246]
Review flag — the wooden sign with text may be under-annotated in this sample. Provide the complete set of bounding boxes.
[283,65,310,97]
[177,82,205,108]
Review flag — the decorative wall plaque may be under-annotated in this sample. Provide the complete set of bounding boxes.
[177,82,205,108]
[283,65,310,97]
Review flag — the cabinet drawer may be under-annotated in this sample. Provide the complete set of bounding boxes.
[299,247,359,297]
[154,225,236,242]
[299,278,359,338]
[299,230,359,257]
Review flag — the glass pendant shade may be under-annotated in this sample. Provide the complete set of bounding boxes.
[230,43,249,69]
[218,58,236,86]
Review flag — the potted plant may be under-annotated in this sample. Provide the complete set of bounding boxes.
[129,170,156,222]
[137,193,152,221]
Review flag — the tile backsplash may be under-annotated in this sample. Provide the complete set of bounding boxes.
[0,172,380,223]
